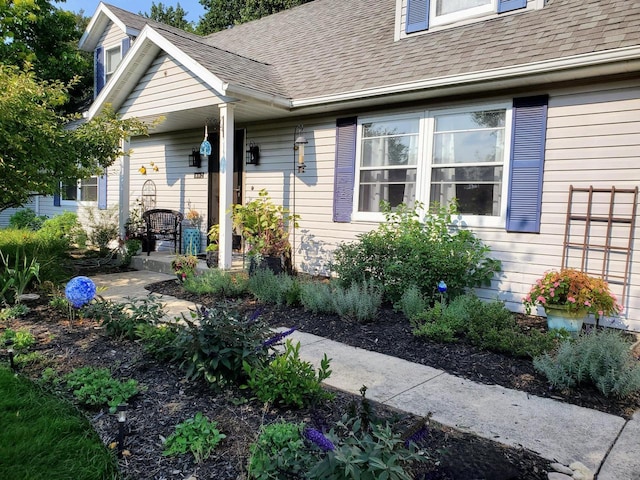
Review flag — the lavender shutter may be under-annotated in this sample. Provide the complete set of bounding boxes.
[333,117,357,223]
[498,0,527,13]
[406,0,430,34]
[95,46,104,96]
[506,95,549,233]
[98,171,107,210]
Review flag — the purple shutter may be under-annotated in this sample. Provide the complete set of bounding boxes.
[121,36,130,56]
[498,0,527,13]
[406,0,430,33]
[98,171,107,210]
[333,117,357,223]
[54,192,61,207]
[506,95,549,233]
[95,46,105,96]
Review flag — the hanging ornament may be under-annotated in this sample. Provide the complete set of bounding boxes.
[200,121,211,158]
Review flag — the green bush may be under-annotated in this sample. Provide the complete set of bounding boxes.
[39,211,86,247]
[0,328,35,352]
[172,305,273,387]
[396,285,427,320]
[300,281,336,314]
[247,421,320,479]
[0,229,71,284]
[248,269,300,305]
[82,295,165,340]
[331,280,382,323]
[163,412,226,463]
[8,209,47,231]
[331,202,501,305]
[135,323,179,361]
[534,328,640,398]
[183,269,249,297]
[412,294,560,357]
[64,366,141,412]
[244,340,333,408]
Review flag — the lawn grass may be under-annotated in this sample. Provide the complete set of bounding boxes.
[0,367,118,480]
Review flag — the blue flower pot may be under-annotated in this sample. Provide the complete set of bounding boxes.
[544,306,587,337]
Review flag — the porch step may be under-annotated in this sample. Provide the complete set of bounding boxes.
[130,252,246,276]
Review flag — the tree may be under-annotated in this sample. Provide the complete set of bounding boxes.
[142,2,195,32]
[0,65,148,213]
[0,0,93,112]
[196,0,312,35]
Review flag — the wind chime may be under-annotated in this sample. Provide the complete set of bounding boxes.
[200,120,212,160]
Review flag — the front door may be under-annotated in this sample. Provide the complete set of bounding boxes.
[207,129,244,249]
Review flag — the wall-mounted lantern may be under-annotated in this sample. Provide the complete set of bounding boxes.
[188,148,202,168]
[246,142,260,165]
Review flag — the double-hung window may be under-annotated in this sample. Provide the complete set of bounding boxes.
[61,177,99,204]
[432,0,494,26]
[354,104,510,225]
[105,45,122,83]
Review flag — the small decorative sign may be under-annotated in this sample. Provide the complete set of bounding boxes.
[194,172,205,179]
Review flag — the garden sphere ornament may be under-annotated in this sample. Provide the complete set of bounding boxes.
[438,280,447,293]
[65,276,97,308]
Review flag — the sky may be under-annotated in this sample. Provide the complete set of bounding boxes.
[56,0,206,23]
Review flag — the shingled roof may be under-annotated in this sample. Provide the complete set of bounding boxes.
[103,0,640,103]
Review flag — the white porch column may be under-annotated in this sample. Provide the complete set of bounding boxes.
[118,139,131,239]
[218,103,235,269]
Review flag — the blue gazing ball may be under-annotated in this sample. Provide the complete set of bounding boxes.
[65,276,96,308]
[438,280,447,293]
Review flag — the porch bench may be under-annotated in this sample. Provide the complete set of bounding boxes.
[142,209,184,256]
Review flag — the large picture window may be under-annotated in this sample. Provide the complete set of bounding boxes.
[354,105,509,223]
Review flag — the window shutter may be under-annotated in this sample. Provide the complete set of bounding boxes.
[121,36,130,56]
[98,171,108,210]
[506,95,549,233]
[406,0,430,34]
[53,193,61,207]
[333,117,357,223]
[498,0,527,13]
[95,46,105,96]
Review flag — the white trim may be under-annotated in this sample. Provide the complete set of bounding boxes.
[430,0,495,28]
[79,2,140,51]
[292,46,640,108]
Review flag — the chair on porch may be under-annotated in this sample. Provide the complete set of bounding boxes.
[142,209,184,256]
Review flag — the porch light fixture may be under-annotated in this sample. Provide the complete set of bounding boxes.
[246,141,260,165]
[293,125,308,173]
[116,404,128,458]
[188,148,202,168]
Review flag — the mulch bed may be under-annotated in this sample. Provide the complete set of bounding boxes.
[15,269,639,479]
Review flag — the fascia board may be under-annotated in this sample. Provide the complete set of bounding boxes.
[79,3,140,51]
[291,46,640,108]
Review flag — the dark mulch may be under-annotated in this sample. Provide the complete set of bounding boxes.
[146,279,640,419]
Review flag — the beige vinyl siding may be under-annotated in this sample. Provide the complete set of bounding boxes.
[128,130,209,251]
[98,21,126,50]
[119,53,223,119]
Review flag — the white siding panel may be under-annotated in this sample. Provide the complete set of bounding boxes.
[119,53,222,119]
[99,21,125,49]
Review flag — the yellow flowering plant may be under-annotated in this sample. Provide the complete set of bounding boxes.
[523,268,622,317]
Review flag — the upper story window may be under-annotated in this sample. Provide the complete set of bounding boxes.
[353,104,511,225]
[104,45,122,83]
[405,0,529,34]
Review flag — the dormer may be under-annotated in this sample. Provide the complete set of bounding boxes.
[396,0,545,39]
[78,3,142,97]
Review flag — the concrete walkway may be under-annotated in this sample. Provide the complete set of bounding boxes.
[89,270,639,479]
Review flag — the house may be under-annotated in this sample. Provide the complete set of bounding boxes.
[5,0,640,329]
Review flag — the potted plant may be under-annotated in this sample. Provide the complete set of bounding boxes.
[205,224,219,268]
[183,208,203,255]
[523,268,622,335]
[230,189,299,275]
[171,254,199,282]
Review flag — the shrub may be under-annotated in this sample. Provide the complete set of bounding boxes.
[172,306,273,387]
[82,295,165,340]
[8,209,47,231]
[163,412,226,463]
[331,202,501,305]
[38,212,86,247]
[331,280,382,323]
[244,340,333,408]
[396,285,427,320]
[534,328,640,398]
[248,269,299,305]
[0,328,35,352]
[300,281,336,314]
[247,421,320,479]
[183,269,248,297]
[64,366,141,412]
[135,323,179,361]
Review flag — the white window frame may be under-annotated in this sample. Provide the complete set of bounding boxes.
[352,101,512,229]
[430,0,496,27]
[104,44,122,83]
[60,177,99,207]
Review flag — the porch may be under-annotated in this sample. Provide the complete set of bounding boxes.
[130,251,247,276]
